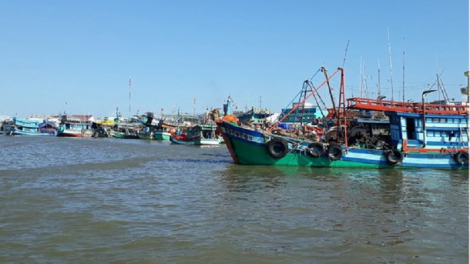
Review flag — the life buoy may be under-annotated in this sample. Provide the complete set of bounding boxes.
[385,149,403,166]
[266,137,289,159]
[454,151,469,165]
[307,142,324,158]
[328,144,343,161]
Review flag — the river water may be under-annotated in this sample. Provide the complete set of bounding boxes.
[0,136,467,263]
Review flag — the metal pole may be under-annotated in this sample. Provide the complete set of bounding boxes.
[422,89,436,147]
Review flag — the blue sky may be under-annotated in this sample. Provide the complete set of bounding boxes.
[0,0,468,118]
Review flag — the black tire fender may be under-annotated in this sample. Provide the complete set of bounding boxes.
[328,144,343,161]
[454,151,469,165]
[385,149,403,166]
[307,142,325,158]
[266,137,289,159]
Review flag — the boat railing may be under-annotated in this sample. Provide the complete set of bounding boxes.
[347,97,469,115]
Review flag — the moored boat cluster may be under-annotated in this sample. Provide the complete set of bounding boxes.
[0,110,225,146]
[2,68,469,169]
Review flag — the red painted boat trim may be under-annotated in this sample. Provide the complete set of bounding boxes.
[216,121,238,164]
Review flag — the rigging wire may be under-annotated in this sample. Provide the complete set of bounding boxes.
[281,68,321,113]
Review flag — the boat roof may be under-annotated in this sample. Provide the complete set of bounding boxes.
[347,97,468,115]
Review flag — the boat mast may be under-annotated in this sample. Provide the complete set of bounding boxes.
[387,28,394,101]
[402,35,405,102]
[321,67,337,118]
[360,58,367,98]
[359,58,363,97]
[377,59,381,98]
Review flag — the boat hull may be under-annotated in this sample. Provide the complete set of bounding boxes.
[138,131,154,140]
[170,136,221,146]
[111,132,140,139]
[154,131,171,141]
[217,120,468,169]
[57,129,93,138]
[10,129,54,136]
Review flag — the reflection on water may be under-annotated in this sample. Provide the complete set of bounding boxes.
[0,136,468,263]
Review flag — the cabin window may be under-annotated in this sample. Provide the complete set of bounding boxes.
[433,118,439,123]
[440,118,446,123]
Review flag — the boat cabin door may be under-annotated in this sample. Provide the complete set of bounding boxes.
[406,118,416,140]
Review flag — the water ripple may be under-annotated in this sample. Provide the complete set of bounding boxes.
[0,136,467,263]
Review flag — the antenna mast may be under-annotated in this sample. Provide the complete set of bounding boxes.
[402,36,406,102]
[377,59,381,97]
[387,28,394,101]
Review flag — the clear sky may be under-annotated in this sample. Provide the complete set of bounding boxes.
[0,0,468,118]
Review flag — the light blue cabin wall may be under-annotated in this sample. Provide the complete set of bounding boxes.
[389,112,468,149]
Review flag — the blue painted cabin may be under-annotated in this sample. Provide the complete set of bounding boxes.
[386,111,468,151]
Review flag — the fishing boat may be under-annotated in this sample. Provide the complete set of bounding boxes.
[150,116,178,141]
[0,117,14,135]
[38,120,59,135]
[111,124,142,139]
[57,114,94,137]
[111,116,143,139]
[137,112,158,140]
[170,124,222,146]
[154,129,172,141]
[91,117,115,137]
[216,67,468,169]
[9,117,57,136]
